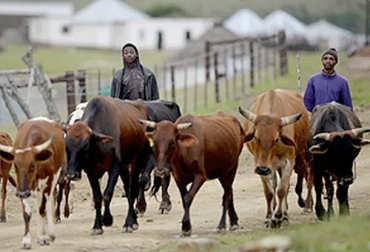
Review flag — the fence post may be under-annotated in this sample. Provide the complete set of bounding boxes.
[278,30,288,75]
[170,65,175,102]
[193,58,198,111]
[183,60,188,113]
[232,44,237,99]
[205,41,211,82]
[264,44,269,80]
[65,71,76,116]
[257,37,262,83]
[162,63,168,100]
[273,35,278,82]
[77,69,87,102]
[214,52,220,103]
[249,41,254,88]
[240,42,246,94]
[223,48,230,101]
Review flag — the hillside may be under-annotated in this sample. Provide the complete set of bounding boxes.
[13,0,366,33]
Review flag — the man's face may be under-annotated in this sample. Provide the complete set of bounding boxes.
[123,46,137,64]
[322,54,336,71]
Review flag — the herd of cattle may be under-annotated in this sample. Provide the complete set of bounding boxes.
[0,88,369,249]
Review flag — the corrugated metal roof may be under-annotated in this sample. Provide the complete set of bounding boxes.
[0,2,74,17]
[73,0,150,24]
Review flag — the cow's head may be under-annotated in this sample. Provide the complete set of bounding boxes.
[239,106,302,176]
[309,128,370,185]
[65,122,113,181]
[139,119,198,178]
[0,135,54,198]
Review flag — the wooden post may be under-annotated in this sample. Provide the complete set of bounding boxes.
[223,48,230,101]
[162,64,168,100]
[77,69,87,102]
[232,44,237,99]
[205,41,211,82]
[265,45,269,80]
[278,30,288,75]
[249,41,254,88]
[273,35,278,82]
[170,65,175,102]
[65,71,76,116]
[214,52,220,103]
[240,42,246,94]
[193,59,198,111]
[183,61,188,113]
[257,37,262,83]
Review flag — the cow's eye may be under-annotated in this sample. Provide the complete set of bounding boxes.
[275,137,279,143]
[30,163,35,172]
[170,140,176,147]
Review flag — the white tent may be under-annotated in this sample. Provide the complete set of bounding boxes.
[223,9,264,37]
[262,9,308,42]
[73,0,150,24]
[306,19,354,50]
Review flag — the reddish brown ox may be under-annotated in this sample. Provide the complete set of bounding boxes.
[0,132,17,222]
[139,111,245,236]
[0,118,66,249]
[238,89,310,228]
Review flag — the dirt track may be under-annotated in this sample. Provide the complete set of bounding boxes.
[1,108,370,252]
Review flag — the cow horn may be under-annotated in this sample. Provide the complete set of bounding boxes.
[34,135,54,153]
[138,119,156,129]
[177,122,192,130]
[313,132,331,141]
[238,106,257,123]
[280,112,302,127]
[351,128,370,137]
[0,143,14,154]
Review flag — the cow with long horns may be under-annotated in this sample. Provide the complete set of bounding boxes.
[140,111,245,236]
[308,101,370,220]
[0,118,66,249]
[238,89,311,228]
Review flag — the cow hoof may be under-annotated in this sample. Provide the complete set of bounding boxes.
[64,207,70,218]
[91,228,103,235]
[21,243,31,250]
[132,223,139,230]
[136,212,144,218]
[298,198,305,208]
[230,224,239,231]
[54,217,61,224]
[302,208,313,214]
[181,229,192,237]
[37,238,50,246]
[102,214,113,226]
[122,227,134,233]
[0,216,6,223]
[216,227,226,233]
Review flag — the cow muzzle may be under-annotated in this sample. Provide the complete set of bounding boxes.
[255,166,271,176]
[154,167,170,178]
[66,172,80,181]
[16,189,31,199]
[338,176,354,186]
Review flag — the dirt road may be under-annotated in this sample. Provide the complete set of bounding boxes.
[1,107,370,252]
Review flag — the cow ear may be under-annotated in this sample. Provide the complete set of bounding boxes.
[353,138,370,149]
[280,133,296,148]
[92,132,113,143]
[35,150,53,162]
[309,144,328,154]
[145,132,154,147]
[244,127,255,142]
[177,134,198,147]
[0,151,14,163]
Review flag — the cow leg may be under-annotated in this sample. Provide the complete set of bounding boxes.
[63,180,71,218]
[260,172,277,228]
[313,168,326,220]
[0,175,8,222]
[87,174,104,235]
[179,175,205,236]
[36,194,49,246]
[325,175,334,220]
[102,164,121,227]
[122,165,140,232]
[304,166,314,213]
[159,175,172,214]
[21,199,32,249]
[218,167,239,232]
[294,154,305,209]
[272,162,294,228]
[337,184,350,216]
[54,183,64,224]
[136,153,155,216]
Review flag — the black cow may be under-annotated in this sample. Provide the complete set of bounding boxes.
[308,102,370,220]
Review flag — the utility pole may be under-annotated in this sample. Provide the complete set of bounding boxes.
[366,0,369,45]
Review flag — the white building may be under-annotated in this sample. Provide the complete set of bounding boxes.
[223,9,264,37]
[306,19,354,50]
[28,0,214,51]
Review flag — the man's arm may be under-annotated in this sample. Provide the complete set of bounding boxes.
[110,77,117,98]
[341,80,353,109]
[150,74,159,100]
[303,79,315,112]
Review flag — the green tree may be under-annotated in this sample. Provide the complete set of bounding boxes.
[145,4,188,17]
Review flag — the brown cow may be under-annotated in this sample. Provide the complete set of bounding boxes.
[238,89,310,228]
[0,117,66,249]
[139,110,245,236]
[0,132,17,222]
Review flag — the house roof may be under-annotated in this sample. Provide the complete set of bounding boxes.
[0,2,73,17]
[262,9,307,39]
[73,0,150,24]
[168,25,240,63]
[224,9,264,37]
[307,19,352,38]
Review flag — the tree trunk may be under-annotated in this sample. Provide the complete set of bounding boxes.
[21,48,61,122]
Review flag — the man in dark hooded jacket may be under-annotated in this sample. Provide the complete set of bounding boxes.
[110,42,159,100]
